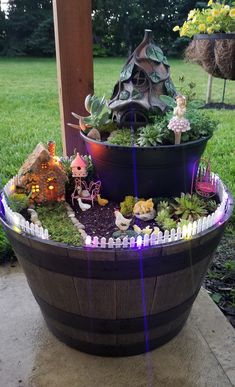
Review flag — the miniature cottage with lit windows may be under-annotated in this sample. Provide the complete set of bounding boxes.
[108,29,177,129]
[17,142,67,203]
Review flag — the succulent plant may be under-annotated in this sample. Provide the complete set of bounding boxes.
[171,193,207,221]
[137,125,164,147]
[204,199,218,213]
[155,209,171,226]
[120,196,138,217]
[157,200,171,212]
[107,129,135,146]
[161,217,177,231]
[71,95,111,133]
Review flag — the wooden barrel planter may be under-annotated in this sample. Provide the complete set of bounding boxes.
[185,33,235,80]
[1,189,233,357]
[81,132,210,201]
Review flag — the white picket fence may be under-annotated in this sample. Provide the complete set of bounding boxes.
[85,173,229,249]
[2,173,229,247]
[2,178,49,240]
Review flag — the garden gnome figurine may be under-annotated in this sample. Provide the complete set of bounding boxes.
[168,95,190,144]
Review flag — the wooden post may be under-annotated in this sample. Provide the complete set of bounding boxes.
[206,74,213,104]
[52,0,94,156]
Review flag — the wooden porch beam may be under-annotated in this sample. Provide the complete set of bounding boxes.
[52,0,94,156]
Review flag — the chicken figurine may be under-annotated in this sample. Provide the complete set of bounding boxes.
[78,198,91,212]
[97,194,109,206]
[114,210,132,231]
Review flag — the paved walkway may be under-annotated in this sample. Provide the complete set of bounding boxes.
[0,263,234,387]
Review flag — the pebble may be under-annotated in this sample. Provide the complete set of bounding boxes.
[74,220,85,229]
[79,229,87,239]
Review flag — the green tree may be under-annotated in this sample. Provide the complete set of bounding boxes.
[92,0,199,56]
[3,0,54,56]
[0,7,6,53]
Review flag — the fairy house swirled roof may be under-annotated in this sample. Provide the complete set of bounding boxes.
[108,29,177,129]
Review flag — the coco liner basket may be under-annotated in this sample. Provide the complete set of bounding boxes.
[0,180,233,357]
[81,131,210,201]
[186,33,235,80]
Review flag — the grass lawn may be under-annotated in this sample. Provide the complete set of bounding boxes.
[0,57,234,219]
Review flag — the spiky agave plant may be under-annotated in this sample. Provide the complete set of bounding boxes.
[171,193,207,221]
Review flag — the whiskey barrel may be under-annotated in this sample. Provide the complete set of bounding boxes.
[1,194,233,356]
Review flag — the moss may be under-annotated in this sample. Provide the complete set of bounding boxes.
[7,193,30,213]
[36,202,83,246]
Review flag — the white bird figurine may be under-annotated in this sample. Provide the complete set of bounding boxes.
[78,198,91,212]
[114,210,132,231]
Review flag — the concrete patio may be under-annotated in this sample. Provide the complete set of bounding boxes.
[0,262,234,387]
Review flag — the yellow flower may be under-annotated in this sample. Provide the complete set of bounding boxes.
[192,17,197,24]
[173,25,180,32]
[229,8,235,18]
[180,22,189,37]
[187,9,196,20]
[207,27,214,34]
[207,16,214,23]
[198,23,206,32]
[207,0,213,6]
[220,6,230,15]
[211,9,220,17]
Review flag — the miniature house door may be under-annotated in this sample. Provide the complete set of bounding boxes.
[46,176,58,201]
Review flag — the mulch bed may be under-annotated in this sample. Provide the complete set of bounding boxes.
[203,234,235,328]
[73,201,157,238]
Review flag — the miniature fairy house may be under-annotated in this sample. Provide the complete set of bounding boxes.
[17,142,67,203]
[109,29,177,129]
[70,153,88,178]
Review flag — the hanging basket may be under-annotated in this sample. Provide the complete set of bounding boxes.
[185,33,235,80]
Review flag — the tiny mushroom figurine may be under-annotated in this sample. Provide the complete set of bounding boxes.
[168,95,190,144]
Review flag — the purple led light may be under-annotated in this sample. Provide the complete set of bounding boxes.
[0,194,6,220]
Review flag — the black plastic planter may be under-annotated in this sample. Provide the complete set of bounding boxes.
[0,187,233,357]
[81,132,210,201]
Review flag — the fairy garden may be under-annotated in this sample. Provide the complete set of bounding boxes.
[0,30,231,250]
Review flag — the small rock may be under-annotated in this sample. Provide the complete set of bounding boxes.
[74,220,85,229]
[31,214,38,223]
[27,208,36,214]
[79,229,87,239]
